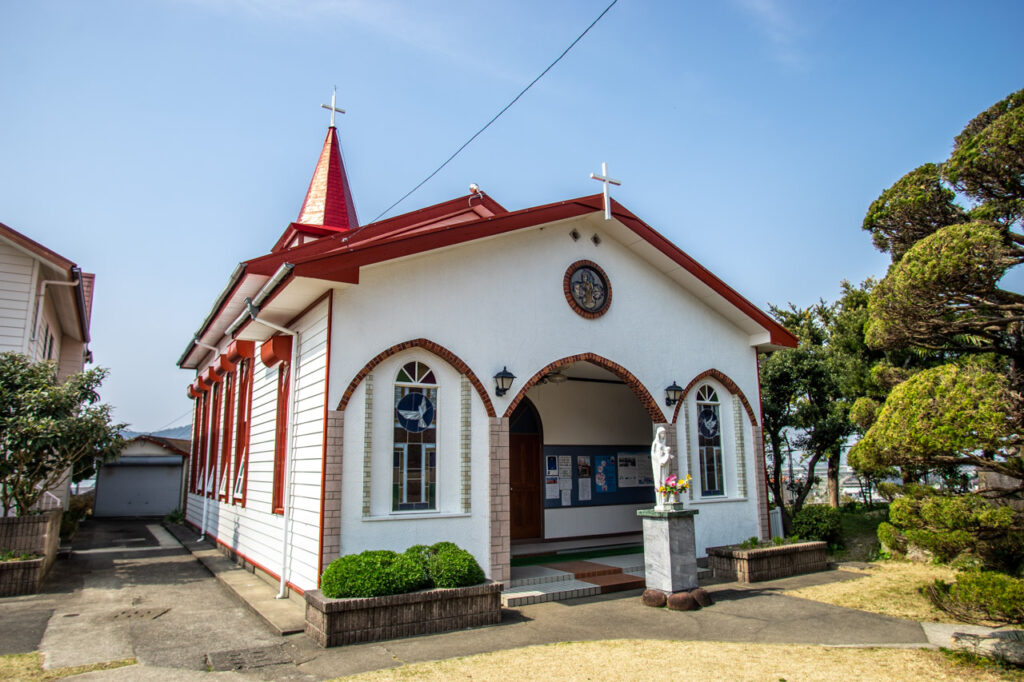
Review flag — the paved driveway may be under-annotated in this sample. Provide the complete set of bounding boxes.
[0,519,285,678]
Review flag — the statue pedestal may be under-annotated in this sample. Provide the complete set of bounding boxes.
[637,506,699,593]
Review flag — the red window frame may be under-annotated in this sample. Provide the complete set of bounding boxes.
[218,371,235,501]
[196,391,211,494]
[271,362,291,515]
[189,393,205,494]
[232,358,253,506]
[207,382,222,499]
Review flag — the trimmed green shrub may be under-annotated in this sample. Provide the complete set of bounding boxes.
[429,541,461,555]
[876,521,906,554]
[875,482,902,502]
[792,504,843,547]
[904,528,974,563]
[928,571,1024,625]
[886,493,1023,572]
[403,544,432,571]
[428,546,485,588]
[320,550,429,599]
[321,542,486,598]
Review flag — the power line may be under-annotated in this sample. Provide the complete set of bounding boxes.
[149,407,194,434]
[369,0,619,223]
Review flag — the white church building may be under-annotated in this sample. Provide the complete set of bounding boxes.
[178,118,797,595]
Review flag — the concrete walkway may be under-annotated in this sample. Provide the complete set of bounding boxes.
[0,518,1006,680]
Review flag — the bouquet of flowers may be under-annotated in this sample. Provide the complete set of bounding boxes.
[657,473,691,496]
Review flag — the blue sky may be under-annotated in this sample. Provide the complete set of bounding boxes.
[1,0,1022,430]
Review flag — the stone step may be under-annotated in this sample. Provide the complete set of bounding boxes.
[541,560,623,579]
[508,565,575,588]
[501,578,601,607]
[579,572,646,593]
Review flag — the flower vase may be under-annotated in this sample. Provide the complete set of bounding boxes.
[658,491,680,510]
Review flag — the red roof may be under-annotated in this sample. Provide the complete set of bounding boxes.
[178,133,797,368]
[294,127,358,232]
[0,221,75,270]
[217,193,797,351]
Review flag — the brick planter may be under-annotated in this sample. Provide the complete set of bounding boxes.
[0,557,47,597]
[0,510,61,596]
[706,541,827,583]
[305,581,503,647]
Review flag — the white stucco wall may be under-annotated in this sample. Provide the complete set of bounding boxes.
[329,213,765,560]
[339,350,492,573]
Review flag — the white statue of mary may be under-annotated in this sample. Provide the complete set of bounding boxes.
[651,426,674,510]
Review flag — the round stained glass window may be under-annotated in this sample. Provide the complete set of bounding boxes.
[564,260,612,318]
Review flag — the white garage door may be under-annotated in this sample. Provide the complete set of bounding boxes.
[94,464,182,517]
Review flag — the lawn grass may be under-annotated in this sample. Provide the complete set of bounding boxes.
[0,652,136,681]
[829,505,888,562]
[333,639,1020,681]
[783,559,962,623]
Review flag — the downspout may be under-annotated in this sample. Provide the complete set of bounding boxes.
[193,338,220,542]
[70,266,91,347]
[240,297,299,600]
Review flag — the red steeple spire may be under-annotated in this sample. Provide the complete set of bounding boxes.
[296,126,359,230]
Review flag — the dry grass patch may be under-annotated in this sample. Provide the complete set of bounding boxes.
[783,560,960,623]
[334,640,1012,681]
[0,652,136,681]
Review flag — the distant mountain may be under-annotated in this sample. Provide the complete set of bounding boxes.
[120,425,192,441]
[151,425,192,440]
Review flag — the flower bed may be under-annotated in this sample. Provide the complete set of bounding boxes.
[706,541,828,583]
[305,581,502,647]
[0,510,61,596]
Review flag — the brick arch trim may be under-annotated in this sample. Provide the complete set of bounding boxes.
[672,368,758,427]
[503,353,666,423]
[337,339,496,417]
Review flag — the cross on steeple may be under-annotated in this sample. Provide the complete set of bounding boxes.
[320,86,346,128]
[589,162,621,221]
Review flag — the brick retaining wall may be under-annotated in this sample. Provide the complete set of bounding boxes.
[305,581,502,647]
[706,541,827,583]
[0,510,61,595]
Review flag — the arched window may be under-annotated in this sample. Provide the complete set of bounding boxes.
[393,361,438,511]
[696,385,724,496]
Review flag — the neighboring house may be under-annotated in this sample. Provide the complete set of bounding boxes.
[94,436,190,517]
[0,221,94,509]
[178,120,797,595]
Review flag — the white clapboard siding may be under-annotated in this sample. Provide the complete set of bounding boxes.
[183,300,329,590]
[0,242,34,353]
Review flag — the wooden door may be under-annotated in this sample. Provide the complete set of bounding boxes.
[509,433,542,540]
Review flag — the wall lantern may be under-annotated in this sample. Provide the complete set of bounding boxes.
[664,381,683,407]
[494,367,516,397]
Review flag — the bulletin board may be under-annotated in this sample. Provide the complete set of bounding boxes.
[542,444,655,509]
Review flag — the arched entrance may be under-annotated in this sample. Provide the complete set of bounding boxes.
[505,358,661,548]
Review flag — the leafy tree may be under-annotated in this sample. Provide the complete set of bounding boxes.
[761,302,855,530]
[851,361,1018,482]
[854,88,1024,496]
[0,353,125,516]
